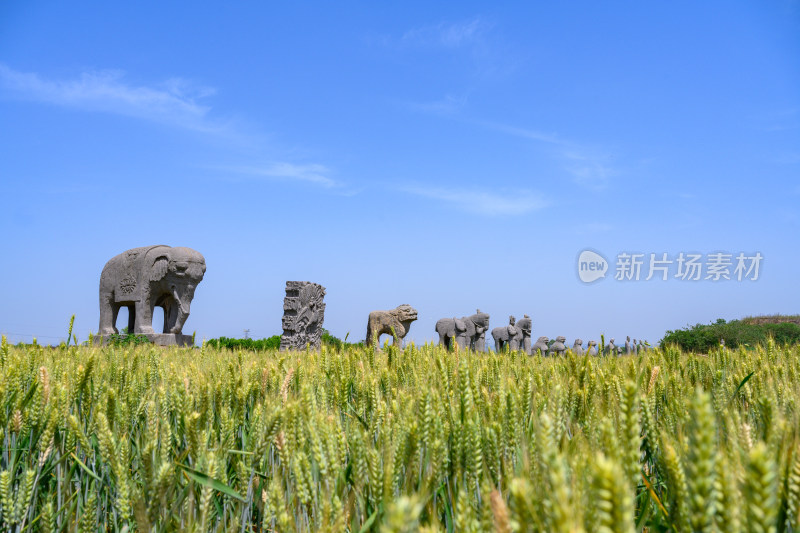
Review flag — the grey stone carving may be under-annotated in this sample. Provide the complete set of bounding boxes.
[549,336,567,357]
[365,304,418,348]
[625,336,632,355]
[587,340,598,355]
[606,338,617,356]
[98,245,206,346]
[435,309,490,350]
[632,338,638,355]
[491,315,532,354]
[532,336,549,356]
[572,339,584,355]
[280,281,326,351]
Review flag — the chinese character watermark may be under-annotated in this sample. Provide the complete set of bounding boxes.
[577,250,762,283]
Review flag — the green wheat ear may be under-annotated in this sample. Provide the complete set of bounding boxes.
[588,452,635,533]
[745,442,778,533]
[67,314,75,346]
[686,388,717,533]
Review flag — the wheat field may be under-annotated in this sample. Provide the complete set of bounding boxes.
[1,332,799,532]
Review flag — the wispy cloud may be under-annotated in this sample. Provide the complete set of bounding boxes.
[1,64,345,191]
[401,18,491,48]
[402,185,546,216]
[221,163,339,188]
[476,121,616,190]
[406,93,469,116]
[562,151,614,190]
[0,63,226,133]
[478,121,564,146]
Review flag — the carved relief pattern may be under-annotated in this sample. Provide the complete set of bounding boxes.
[280,281,326,350]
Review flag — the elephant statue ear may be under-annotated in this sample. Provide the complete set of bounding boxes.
[454,318,467,332]
[151,256,169,281]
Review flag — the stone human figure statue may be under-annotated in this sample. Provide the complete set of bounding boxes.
[435,309,490,351]
[549,336,567,357]
[625,336,632,355]
[638,340,645,353]
[491,315,532,354]
[632,338,638,355]
[572,338,584,355]
[606,338,617,356]
[587,340,598,356]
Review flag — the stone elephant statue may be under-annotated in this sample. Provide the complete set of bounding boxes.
[492,315,532,354]
[98,245,206,336]
[436,309,490,351]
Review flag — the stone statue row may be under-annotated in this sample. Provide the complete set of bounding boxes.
[96,246,651,352]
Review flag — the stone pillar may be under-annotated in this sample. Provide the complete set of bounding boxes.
[280,281,326,351]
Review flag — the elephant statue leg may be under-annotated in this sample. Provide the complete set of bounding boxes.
[438,333,448,347]
[134,300,155,334]
[126,305,136,334]
[98,292,118,335]
[456,334,468,350]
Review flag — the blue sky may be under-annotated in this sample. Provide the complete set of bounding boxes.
[1,1,798,347]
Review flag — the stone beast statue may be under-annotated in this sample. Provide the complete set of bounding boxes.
[492,315,532,354]
[366,304,418,348]
[436,309,490,351]
[98,245,206,336]
[572,339,584,355]
[532,336,549,356]
[548,336,568,357]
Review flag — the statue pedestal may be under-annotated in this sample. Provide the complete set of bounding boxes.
[94,333,194,347]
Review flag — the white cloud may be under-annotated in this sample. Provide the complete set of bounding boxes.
[0,63,223,133]
[478,121,615,189]
[402,18,490,48]
[0,64,344,191]
[403,185,546,216]
[406,93,468,115]
[478,121,564,146]
[223,163,339,188]
[562,151,614,190]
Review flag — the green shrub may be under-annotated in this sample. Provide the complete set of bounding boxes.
[661,317,800,352]
[205,335,281,351]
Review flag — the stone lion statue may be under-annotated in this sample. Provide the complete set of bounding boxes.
[366,304,418,348]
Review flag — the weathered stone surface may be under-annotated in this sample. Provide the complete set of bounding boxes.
[366,304,418,348]
[549,336,567,356]
[572,338,584,355]
[532,336,549,356]
[625,336,632,355]
[492,315,532,354]
[587,340,598,356]
[280,281,326,351]
[606,338,617,356]
[435,309,490,351]
[98,245,206,337]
